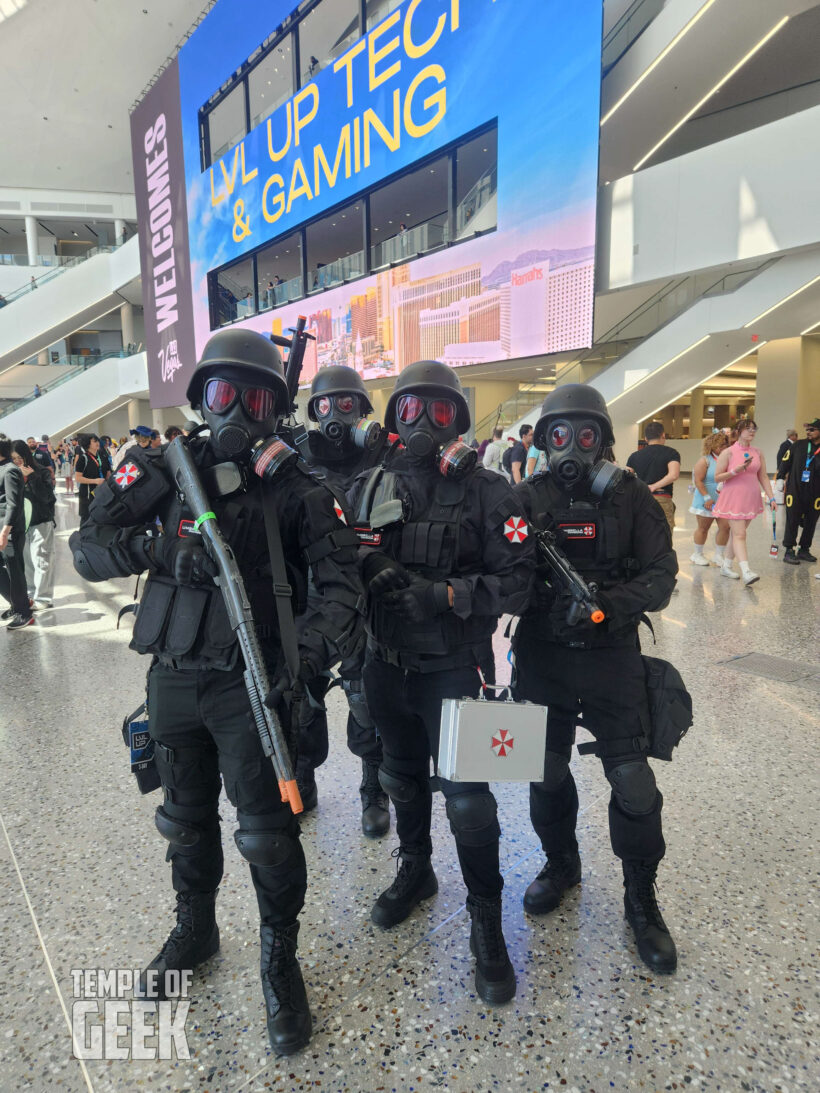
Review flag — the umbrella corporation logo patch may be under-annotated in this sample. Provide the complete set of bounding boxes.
[70,968,191,1060]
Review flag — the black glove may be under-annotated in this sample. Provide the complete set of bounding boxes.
[361,551,410,599]
[264,654,321,729]
[152,536,218,585]
[381,574,451,623]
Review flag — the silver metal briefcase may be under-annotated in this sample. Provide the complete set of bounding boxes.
[438,687,547,783]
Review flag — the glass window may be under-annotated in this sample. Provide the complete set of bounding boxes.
[212,257,256,327]
[370,157,448,270]
[249,39,294,131]
[208,82,247,164]
[299,0,360,85]
[365,0,402,31]
[305,202,364,294]
[456,127,498,238]
[257,232,304,309]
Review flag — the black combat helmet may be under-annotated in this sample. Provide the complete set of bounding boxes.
[308,365,373,420]
[186,329,289,413]
[385,360,470,433]
[533,383,614,451]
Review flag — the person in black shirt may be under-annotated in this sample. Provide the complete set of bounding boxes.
[626,422,681,532]
[0,436,33,630]
[779,418,820,563]
[510,423,533,484]
[74,434,106,522]
[775,429,798,476]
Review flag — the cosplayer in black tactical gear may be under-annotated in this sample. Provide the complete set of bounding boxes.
[70,329,365,1056]
[779,417,820,564]
[513,384,679,974]
[348,360,535,1004]
[294,365,391,834]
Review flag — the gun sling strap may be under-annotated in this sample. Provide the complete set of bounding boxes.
[261,482,301,687]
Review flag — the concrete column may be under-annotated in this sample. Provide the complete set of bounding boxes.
[120,301,135,351]
[151,407,166,435]
[37,349,49,366]
[114,218,126,246]
[25,215,38,266]
[127,400,141,430]
[756,337,820,465]
[688,387,705,439]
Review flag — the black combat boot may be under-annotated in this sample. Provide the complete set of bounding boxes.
[360,760,390,838]
[783,550,800,565]
[623,862,677,973]
[260,922,312,1055]
[371,847,438,928]
[523,850,582,914]
[797,548,817,562]
[138,891,219,1000]
[295,757,318,813]
[467,895,516,1004]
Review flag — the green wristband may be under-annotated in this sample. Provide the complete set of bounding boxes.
[193,511,216,530]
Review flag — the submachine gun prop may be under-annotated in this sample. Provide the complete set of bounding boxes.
[534,528,606,627]
[165,436,303,814]
[270,316,315,457]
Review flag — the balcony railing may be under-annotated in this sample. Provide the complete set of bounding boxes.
[0,244,123,307]
[602,0,667,74]
[456,165,497,237]
[0,351,125,422]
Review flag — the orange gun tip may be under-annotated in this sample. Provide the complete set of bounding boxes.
[591,609,605,624]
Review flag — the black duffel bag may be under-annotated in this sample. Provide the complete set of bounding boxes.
[642,655,693,761]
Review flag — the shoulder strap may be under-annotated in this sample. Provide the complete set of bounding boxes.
[261,483,300,685]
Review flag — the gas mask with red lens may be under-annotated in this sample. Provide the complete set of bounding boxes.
[313,393,380,451]
[396,394,475,477]
[546,418,604,489]
[202,371,281,460]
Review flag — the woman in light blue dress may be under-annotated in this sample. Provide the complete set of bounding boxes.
[689,432,728,565]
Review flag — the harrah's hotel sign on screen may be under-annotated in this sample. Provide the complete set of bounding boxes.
[130,58,196,409]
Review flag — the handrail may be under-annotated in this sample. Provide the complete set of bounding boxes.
[0,243,123,306]
[0,351,124,421]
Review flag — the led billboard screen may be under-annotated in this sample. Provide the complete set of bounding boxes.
[133,0,602,403]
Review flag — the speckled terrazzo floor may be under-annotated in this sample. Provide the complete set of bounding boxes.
[0,485,817,1093]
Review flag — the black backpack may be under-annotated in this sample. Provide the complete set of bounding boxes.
[501,445,514,475]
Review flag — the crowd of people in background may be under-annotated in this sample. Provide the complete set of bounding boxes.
[0,419,199,630]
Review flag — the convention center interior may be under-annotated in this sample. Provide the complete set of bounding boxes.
[1,0,818,1090]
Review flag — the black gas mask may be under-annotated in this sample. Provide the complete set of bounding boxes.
[395,393,476,478]
[201,368,282,461]
[543,417,622,499]
[313,393,380,451]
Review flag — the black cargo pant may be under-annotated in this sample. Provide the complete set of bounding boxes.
[148,663,306,928]
[0,530,30,617]
[297,673,383,773]
[783,490,820,552]
[363,655,503,900]
[513,635,665,866]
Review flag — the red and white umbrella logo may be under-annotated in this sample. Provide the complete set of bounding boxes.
[115,462,140,488]
[333,500,347,525]
[503,517,528,543]
[491,729,515,757]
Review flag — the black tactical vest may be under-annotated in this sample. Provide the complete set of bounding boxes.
[359,468,494,670]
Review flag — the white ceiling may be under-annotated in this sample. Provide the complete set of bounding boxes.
[0,0,212,193]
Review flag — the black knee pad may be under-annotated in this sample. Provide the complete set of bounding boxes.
[606,760,658,815]
[537,750,572,792]
[378,766,425,804]
[155,805,202,848]
[234,812,299,868]
[445,792,500,847]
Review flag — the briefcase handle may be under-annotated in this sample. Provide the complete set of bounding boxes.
[476,666,512,703]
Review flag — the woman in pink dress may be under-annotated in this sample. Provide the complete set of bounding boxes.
[712,418,776,586]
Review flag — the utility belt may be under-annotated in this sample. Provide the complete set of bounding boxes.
[369,638,492,675]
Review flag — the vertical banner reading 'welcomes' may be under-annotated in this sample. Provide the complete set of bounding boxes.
[130,58,197,409]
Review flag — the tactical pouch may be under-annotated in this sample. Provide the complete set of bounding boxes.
[165,585,209,656]
[131,575,175,653]
[642,655,693,761]
[197,592,238,667]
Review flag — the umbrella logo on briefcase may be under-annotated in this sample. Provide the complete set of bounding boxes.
[491,729,514,757]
